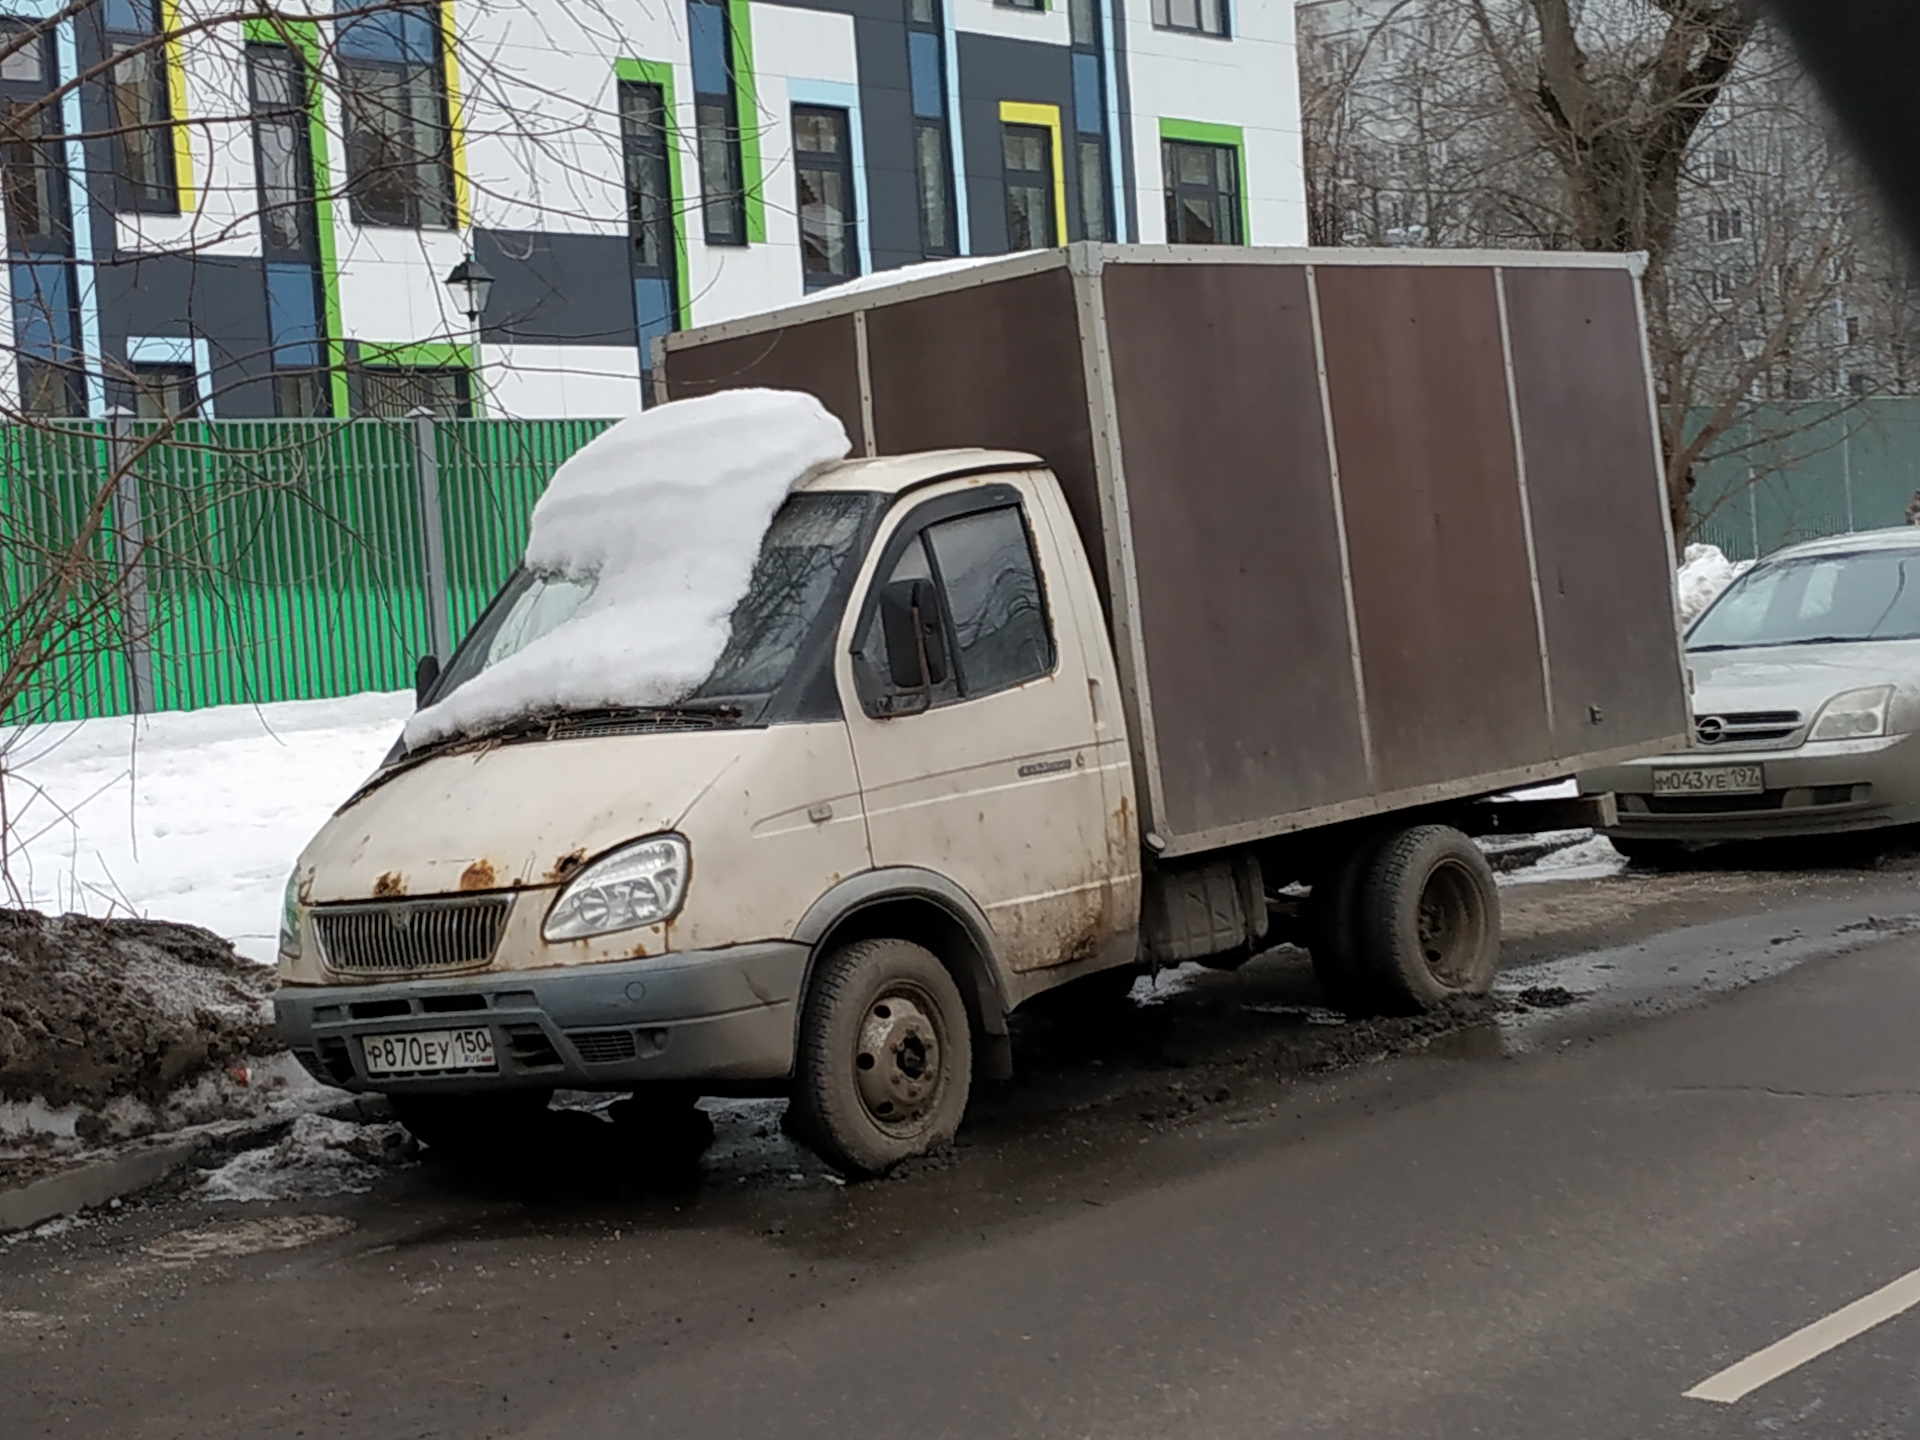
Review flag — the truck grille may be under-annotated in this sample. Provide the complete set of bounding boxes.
[1695,710,1802,746]
[313,896,511,976]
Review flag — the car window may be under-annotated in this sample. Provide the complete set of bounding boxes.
[1690,550,1920,650]
[923,506,1054,696]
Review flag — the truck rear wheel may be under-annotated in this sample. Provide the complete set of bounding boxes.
[791,938,972,1177]
[1355,825,1500,1012]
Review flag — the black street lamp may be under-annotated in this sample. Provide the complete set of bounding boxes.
[443,254,495,323]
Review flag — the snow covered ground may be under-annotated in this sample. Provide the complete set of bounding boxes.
[1,692,413,962]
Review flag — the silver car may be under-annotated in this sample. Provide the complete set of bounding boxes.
[1584,528,1920,858]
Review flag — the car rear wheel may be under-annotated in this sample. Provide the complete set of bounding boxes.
[790,938,972,1177]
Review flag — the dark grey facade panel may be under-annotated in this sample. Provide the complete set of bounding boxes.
[846,5,926,273]
[94,253,283,417]
[474,229,639,345]
[955,31,1076,255]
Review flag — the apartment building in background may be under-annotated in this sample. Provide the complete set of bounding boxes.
[0,0,1305,421]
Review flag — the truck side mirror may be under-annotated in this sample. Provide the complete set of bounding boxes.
[880,577,948,691]
[414,653,441,709]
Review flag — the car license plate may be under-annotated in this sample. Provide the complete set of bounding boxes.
[361,1027,496,1076]
[1651,764,1764,797]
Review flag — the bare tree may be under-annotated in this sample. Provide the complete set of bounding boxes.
[1299,0,1897,541]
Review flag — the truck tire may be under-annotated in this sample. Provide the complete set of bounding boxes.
[390,1089,552,1155]
[1305,835,1379,1012]
[790,938,972,1177]
[1354,825,1500,1013]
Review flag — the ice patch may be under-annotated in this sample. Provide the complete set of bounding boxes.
[404,389,850,747]
[1677,542,1753,627]
[1500,833,1626,886]
[199,1114,412,1202]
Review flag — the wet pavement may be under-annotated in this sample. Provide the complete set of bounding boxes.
[8,854,1920,1437]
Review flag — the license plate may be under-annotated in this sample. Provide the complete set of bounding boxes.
[1652,764,1764,796]
[361,1027,496,1076]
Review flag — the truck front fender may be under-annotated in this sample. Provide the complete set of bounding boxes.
[792,868,1013,1079]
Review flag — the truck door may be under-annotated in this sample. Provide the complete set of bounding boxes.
[840,479,1120,973]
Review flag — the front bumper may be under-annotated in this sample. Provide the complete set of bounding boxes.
[274,942,807,1093]
[1583,732,1920,841]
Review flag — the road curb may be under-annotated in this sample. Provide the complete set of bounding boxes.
[0,1095,390,1235]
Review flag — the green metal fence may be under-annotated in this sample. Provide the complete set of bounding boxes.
[1,416,611,727]
[1689,399,1920,561]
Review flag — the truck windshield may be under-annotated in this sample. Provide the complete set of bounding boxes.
[428,489,884,718]
[1688,550,1920,651]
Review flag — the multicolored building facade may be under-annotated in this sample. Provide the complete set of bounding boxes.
[0,0,1304,420]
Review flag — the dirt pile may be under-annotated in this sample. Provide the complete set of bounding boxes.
[0,909,279,1115]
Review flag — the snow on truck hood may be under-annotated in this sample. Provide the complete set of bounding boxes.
[298,729,757,903]
[404,389,850,750]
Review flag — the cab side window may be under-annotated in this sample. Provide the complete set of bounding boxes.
[924,506,1053,696]
[853,502,1054,713]
[855,533,962,709]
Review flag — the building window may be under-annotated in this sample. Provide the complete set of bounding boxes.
[905,0,955,257]
[356,364,469,417]
[103,0,179,213]
[1,27,84,416]
[1002,123,1055,251]
[995,0,1044,9]
[250,46,331,415]
[1163,138,1241,244]
[1709,208,1744,243]
[688,0,746,245]
[792,104,857,290]
[130,362,197,418]
[248,46,317,258]
[1069,0,1109,242]
[619,78,678,396]
[1151,0,1228,37]
[335,0,455,229]
[1,97,64,247]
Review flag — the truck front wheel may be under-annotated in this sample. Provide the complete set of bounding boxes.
[791,938,972,1177]
[1355,825,1500,1012]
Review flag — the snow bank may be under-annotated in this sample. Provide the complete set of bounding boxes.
[2,691,412,959]
[405,389,850,748]
[1677,543,1752,627]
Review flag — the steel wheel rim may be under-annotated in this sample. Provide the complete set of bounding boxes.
[1416,859,1483,989]
[852,982,946,1134]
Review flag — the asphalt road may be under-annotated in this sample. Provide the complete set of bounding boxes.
[9,861,1920,1438]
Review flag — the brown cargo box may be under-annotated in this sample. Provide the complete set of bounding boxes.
[661,245,1690,860]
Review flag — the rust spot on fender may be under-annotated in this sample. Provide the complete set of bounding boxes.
[459,859,496,891]
[373,870,406,898]
[546,848,587,884]
[629,941,650,959]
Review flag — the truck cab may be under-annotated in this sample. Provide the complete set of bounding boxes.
[276,451,1140,1174]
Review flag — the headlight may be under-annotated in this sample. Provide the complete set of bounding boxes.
[543,834,689,942]
[278,869,302,961]
[1808,686,1894,742]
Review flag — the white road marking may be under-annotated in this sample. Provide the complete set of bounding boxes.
[1685,1264,1920,1404]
